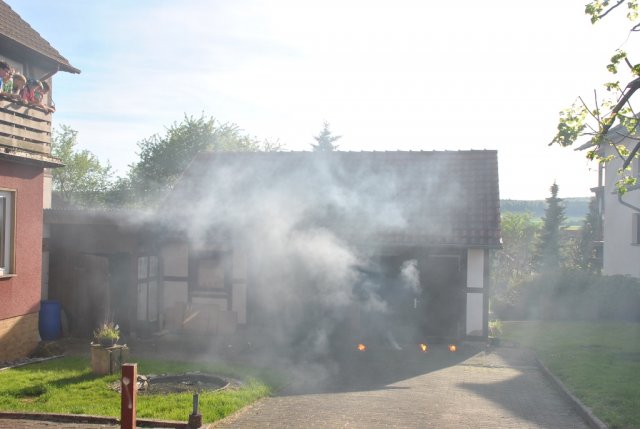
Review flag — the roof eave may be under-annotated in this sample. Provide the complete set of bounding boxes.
[0,151,64,168]
[0,32,80,75]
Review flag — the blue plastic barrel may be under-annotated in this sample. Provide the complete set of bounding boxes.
[39,300,61,341]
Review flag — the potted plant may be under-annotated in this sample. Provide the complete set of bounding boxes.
[91,321,128,375]
[93,321,120,347]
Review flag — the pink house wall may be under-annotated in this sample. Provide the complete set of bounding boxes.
[0,160,44,320]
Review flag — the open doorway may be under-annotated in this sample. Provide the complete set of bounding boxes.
[420,254,464,339]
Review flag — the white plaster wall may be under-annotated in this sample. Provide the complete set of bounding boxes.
[466,293,483,335]
[602,149,640,278]
[162,281,188,311]
[160,244,189,330]
[466,248,485,336]
[159,241,247,328]
[467,248,484,288]
[191,297,228,310]
[162,243,188,277]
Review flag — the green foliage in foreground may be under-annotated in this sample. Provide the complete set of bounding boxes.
[502,321,640,429]
[0,357,280,423]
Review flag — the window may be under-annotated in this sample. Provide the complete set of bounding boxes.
[137,255,159,322]
[0,190,14,276]
[633,213,640,245]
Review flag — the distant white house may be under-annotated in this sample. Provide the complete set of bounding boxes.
[583,124,640,277]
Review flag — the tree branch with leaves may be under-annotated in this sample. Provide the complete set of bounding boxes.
[552,0,640,193]
[51,125,114,207]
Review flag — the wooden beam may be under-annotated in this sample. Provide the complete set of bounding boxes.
[0,134,50,154]
[0,99,50,121]
[0,122,51,145]
[0,113,50,132]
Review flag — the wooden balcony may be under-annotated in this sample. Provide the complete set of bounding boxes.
[0,93,52,157]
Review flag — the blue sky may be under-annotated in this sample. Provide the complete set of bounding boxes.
[8,0,632,199]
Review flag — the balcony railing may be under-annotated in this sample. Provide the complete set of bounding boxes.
[0,93,52,156]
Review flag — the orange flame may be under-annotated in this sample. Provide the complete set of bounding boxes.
[357,343,366,352]
[448,344,457,352]
[419,343,428,352]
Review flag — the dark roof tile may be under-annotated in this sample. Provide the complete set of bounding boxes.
[176,150,501,248]
[0,0,79,73]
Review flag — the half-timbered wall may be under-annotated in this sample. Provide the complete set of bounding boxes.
[160,238,246,335]
[465,248,486,336]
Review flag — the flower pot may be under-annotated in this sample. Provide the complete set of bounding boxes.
[98,338,118,347]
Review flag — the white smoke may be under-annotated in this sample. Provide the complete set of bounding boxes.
[400,259,420,294]
[161,152,461,376]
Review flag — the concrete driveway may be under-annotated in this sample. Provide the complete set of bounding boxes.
[213,345,590,429]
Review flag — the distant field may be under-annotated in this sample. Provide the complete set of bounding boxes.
[500,197,590,227]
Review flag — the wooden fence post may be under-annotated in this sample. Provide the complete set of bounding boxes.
[121,363,137,429]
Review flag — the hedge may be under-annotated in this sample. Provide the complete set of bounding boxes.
[493,270,640,322]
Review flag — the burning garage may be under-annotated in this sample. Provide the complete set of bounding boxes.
[45,150,500,354]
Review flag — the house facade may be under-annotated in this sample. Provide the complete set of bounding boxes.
[594,131,640,277]
[0,0,79,361]
[46,151,501,349]
[157,151,501,347]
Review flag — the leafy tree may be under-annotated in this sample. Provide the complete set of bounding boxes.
[123,114,281,205]
[491,212,540,304]
[578,197,603,273]
[533,183,567,272]
[51,125,114,207]
[551,1,640,193]
[311,121,341,152]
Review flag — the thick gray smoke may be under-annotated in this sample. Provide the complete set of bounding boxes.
[165,152,463,380]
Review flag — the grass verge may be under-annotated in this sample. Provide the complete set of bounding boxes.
[0,357,282,423]
[501,321,640,429]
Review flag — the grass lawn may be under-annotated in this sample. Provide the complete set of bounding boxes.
[0,357,282,423]
[502,321,640,429]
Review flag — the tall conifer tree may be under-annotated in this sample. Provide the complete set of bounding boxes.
[533,182,567,272]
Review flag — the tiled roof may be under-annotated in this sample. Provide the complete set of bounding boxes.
[176,150,501,248]
[0,0,79,74]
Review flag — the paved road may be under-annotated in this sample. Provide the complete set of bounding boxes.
[213,345,590,429]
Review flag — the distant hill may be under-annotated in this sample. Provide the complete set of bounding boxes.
[500,197,591,227]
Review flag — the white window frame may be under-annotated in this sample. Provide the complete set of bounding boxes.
[0,190,15,276]
[633,213,640,245]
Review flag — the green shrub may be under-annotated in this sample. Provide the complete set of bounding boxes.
[93,322,120,346]
[493,270,640,322]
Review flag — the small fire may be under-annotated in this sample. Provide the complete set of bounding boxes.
[419,343,428,352]
[357,343,366,352]
[448,344,457,352]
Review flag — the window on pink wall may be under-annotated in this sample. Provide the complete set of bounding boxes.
[0,190,15,276]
